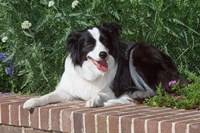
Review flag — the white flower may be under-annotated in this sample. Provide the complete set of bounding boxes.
[1,36,8,43]
[48,0,55,7]
[21,20,32,29]
[72,0,79,9]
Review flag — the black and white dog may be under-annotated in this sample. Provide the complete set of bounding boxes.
[23,23,188,109]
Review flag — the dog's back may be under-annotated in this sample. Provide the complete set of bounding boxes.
[111,41,188,99]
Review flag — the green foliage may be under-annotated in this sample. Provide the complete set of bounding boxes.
[0,0,200,97]
[145,71,200,109]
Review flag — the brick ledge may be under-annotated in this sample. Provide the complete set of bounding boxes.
[0,94,200,133]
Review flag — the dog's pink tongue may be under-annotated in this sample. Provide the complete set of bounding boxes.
[96,60,108,72]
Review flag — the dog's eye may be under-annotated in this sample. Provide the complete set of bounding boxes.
[87,43,94,47]
[100,37,107,45]
[85,43,94,49]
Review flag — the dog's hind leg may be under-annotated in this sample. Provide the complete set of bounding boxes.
[23,89,71,109]
[131,90,156,99]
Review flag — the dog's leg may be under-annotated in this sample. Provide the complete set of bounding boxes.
[85,89,116,108]
[131,90,156,99]
[23,89,71,109]
[85,94,103,108]
[104,93,137,106]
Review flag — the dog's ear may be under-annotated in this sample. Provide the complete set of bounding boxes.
[66,31,80,52]
[66,31,81,65]
[100,22,122,37]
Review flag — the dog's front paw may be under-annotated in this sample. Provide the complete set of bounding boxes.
[23,98,40,109]
[85,96,103,108]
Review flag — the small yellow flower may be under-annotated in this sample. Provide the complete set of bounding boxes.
[1,36,8,43]
[21,20,32,29]
[72,0,79,9]
[48,0,55,7]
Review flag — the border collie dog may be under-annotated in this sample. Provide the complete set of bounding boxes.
[23,23,188,109]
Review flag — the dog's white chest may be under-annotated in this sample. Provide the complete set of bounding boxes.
[56,56,117,100]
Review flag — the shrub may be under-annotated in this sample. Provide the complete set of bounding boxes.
[0,0,200,96]
[145,71,200,109]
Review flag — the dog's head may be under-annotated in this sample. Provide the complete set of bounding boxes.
[66,22,121,73]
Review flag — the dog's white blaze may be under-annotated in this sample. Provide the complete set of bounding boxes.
[129,48,155,95]
[88,27,100,41]
[88,27,108,61]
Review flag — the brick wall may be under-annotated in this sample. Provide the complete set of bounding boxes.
[0,94,199,133]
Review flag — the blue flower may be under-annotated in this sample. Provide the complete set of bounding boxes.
[0,52,11,63]
[0,52,14,75]
[0,52,8,61]
[5,66,14,76]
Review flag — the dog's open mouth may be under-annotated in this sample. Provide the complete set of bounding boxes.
[88,56,108,72]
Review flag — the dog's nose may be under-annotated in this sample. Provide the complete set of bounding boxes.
[99,51,108,59]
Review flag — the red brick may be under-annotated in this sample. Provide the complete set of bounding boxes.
[60,107,87,132]
[174,122,188,133]
[121,114,146,133]
[39,107,51,130]
[132,112,174,133]
[145,111,200,133]
[34,105,57,130]
[49,102,83,131]
[27,103,76,130]
[0,95,18,102]
[96,114,107,133]
[60,107,93,133]
[70,107,91,133]
[0,95,32,103]
[85,113,95,133]
[83,105,138,133]
[51,106,71,131]
[144,112,183,133]
[91,104,136,113]
[136,109,197,133]
[30,108,39,129]
[61,109,73,132]
[174,119,200,133]
[189,123,200,133]
[73,111,84,133]
[24,128,51,133]
[160,113,200,133]
[83,109,109,133]
[10,102,22,126]
[0,125,22,133]
[91,105,151,133]
[109,106,152,133]
[92,111,121,133]
[109,115,119,133]
[120,111,162,133]
[121,117,132,133]
[0,101,26,125]
[97,111,140,133]
[19,105,29,127]
[134,118,145,133]
[1,104,9,124]
[146,120,160,133]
